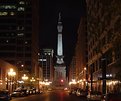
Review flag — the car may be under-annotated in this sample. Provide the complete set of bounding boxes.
[11,89,27,97]
[26,87,36,95]
[87,91,102,101]
[35,89,41,94]
[0,90,12,101]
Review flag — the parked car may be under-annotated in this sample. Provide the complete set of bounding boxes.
[0,90,12,101]
[103,92,121,101]
[76,89,87,97]
[36,89,42,94]
[87,91,102,101]
[26,87,36,95]
[11,89,27,97]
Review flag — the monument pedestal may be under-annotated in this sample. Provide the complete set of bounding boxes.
[52,64,68,89]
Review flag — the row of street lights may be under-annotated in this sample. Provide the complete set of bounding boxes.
[39,79,52,91]
[6,68,37,93]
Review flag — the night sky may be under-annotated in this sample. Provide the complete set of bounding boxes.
[39,0,86,66]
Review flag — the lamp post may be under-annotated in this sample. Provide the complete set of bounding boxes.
[30,77,35,88]
[90,65,93,92]
[8,68,16,93]
[22,74,28,88]
[69,79,77,90]
[101,56,107,95]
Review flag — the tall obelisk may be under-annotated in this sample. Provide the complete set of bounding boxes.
[54,13,66,87]
[56,13,64,64]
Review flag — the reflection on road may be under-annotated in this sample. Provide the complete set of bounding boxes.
[11,90,87,101]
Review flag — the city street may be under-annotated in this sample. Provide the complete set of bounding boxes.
[0,1,120,101]
[11,90,87,101]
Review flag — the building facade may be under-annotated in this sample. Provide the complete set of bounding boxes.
[0,0,39,80]
[69,56,76,82]
[68,56,77,89]
[86,0,121,93]
[0,59,18,92]
[74,17,88,90]
[39,49,54,82]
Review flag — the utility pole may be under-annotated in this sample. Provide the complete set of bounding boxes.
[90,65,93,92]
[101,55,107,95]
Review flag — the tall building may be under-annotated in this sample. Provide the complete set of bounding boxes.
[86,0,121,93]
[0,0,39,79]
[31,0,40,81]
[54,13,66,87]
[69,56,76,82]
[74,17,87,89]
[39,49,54,82]
[0,0,18,65]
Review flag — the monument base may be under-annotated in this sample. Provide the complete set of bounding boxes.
[52,64,68,89]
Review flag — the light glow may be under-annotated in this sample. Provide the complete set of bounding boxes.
[8,68,16,76]
[22,74,28,80]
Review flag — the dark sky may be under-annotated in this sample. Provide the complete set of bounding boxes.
[39,0,86,66]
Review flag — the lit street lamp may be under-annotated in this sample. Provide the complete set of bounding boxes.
[39,79,52,92]
[69,79,77,90]
[22,74,29,88]
[22,74,29,81]
[30,77,36,82]
[30,77,36,88]
[7,68,16,93]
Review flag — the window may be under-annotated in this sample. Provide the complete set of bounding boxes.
[19,1,25,5]
[0,12,8,16]
[18,7,25,11]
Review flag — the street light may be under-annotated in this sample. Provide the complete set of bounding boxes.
[22,74,28,81]
[41,79,52,91]
[30,77,36,88]
[21,64,24,67]
[22,74,28,88]
[30,77,35,82]
[69,79,77,90]
[8,68,16,93]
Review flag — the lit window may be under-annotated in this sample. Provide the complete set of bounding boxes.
[25,41,28,44]
[5,5,16,9]
[0,5,16,9]
[17,26,24,30]
[19,1,25,5]
[6,40,9,43]
[18,7,25,11]
[10,12,15,16]
[0,12,8,16]
[38,53,40,55]
[17,33,24,36]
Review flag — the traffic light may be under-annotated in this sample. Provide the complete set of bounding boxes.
[61,79,63,82]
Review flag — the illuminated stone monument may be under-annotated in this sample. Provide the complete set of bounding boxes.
[54,13,66,87]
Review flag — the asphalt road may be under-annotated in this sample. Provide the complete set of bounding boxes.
[11,90,87,101]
